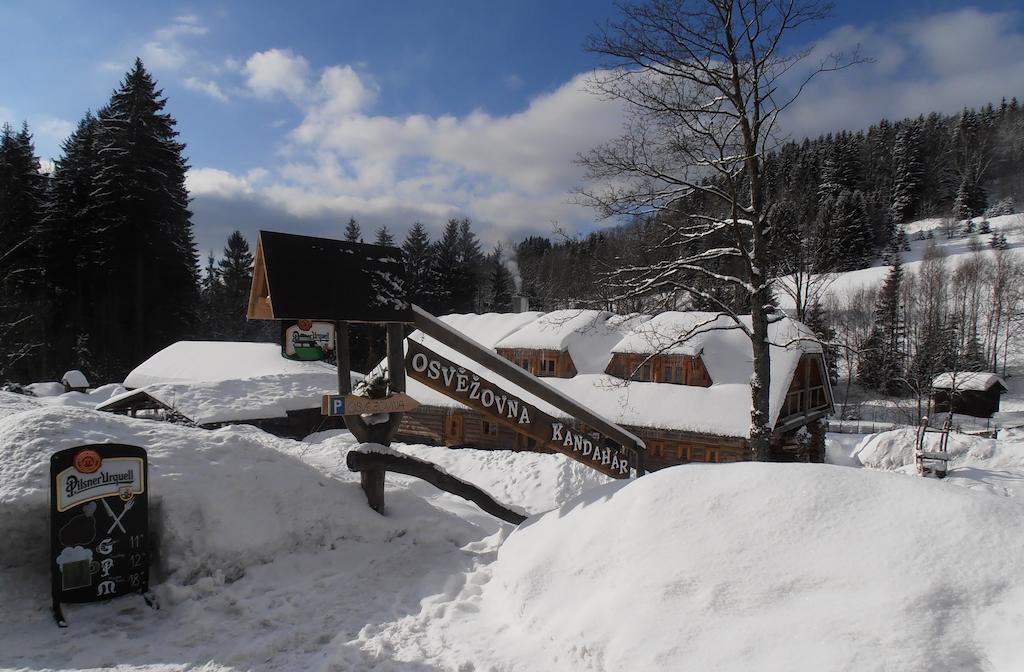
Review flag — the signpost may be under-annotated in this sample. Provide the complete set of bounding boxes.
[50,444,150,627]
[321,393,420,416]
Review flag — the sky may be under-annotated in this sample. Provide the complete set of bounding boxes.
[2,1,1024,257]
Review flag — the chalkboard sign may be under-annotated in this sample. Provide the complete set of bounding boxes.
[50,444,149,625]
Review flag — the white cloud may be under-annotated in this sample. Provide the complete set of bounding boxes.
[189,7,1024,252]
[183,77,229,102]
[244,49,311,103]
[781,8,1024,138]
[139,15,211,72]
[186,167,266,198]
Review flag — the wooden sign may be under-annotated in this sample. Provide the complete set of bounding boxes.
[282,320,335,360]
[50,444,149,626]
[405,340,632,478]
[247,231,412,323]
[322,393,421,416]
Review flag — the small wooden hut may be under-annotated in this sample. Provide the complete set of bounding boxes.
[931,372,1007,418]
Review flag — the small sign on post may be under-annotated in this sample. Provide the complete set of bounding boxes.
[321,393,420,416]
[50,444,150,627]
[281,319,336,361]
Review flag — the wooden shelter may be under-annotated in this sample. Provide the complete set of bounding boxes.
[248,230,412,323]
[931,372,1007,418]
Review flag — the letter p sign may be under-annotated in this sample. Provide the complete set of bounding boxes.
[331,397,346,415]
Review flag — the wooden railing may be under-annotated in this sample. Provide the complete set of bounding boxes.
[782,385,829,418]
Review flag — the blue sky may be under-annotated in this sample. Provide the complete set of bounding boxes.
[2,1,1024,256]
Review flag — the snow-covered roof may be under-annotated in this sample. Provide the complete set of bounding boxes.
[61,370,89,389]
[496,310,651,373]
[397,311,826,438]
[612,312,729,356]
[124,341,337,388]
[932,372,1007,392]
[110,341,361,425]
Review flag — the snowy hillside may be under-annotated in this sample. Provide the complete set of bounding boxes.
[3,389,1024,670]
[777,213,1024,309]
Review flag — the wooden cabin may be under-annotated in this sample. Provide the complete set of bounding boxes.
[96,341,359,438]
[931,372,1007,418]
[394,311,834,466]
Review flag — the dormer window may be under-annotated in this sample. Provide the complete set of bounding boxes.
[497,348,577,379]
[605,353,712,387]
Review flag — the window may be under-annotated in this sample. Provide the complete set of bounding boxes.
[481,419,498,437]
[540,357,557,376]
[640,364,652,381]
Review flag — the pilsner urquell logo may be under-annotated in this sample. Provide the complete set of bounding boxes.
[65,470,135,499]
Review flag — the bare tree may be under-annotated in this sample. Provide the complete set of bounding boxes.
[576,0,858,459]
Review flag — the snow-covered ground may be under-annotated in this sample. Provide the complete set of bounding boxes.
[3,389,1024,670]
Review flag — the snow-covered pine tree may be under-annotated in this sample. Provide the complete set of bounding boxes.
[831,189,873,270]
[344,217,362,242]
[889,120,923,224]
[90,59,198,374]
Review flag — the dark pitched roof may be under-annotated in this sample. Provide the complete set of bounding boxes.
[248,230,412,323]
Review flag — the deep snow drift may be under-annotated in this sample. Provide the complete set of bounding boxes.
[3,392,1024,670]
[481,463,1024,671]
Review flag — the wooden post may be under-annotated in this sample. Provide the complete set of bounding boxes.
[336,321,351,395]
[336,321,370,443]
[350,322,408,512]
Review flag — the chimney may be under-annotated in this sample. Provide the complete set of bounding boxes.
[511,295,530,313]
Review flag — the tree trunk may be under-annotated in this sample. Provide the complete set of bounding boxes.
[749,297,773,462]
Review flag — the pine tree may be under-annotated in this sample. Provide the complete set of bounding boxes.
[89,58,198,374]
[0,122,47,379]
[858,258,905,394]
[217,231,255,339]
[45,111,104,370]
[430,219,462,313]
[456,218,485,311]
[889,120,923,224]
[487,245,514,312]
[344,217,362,242]
[401,222,433,308]
[200,251,223,336]
[374,225,394,247]
[831,189,873,270]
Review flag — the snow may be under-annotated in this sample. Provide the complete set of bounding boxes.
[61,369,90,389]
[4,390,1024,670]
[776,213,1024,309]
[24,381,66,397]
[483,462,1024,671]
[123,341,338,388]
[104,341,361,425]
[495,309,650,373]
[932,371,1006,391]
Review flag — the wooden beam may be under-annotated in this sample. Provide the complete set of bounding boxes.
[410,305,645,473]
[347,450,526,525]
